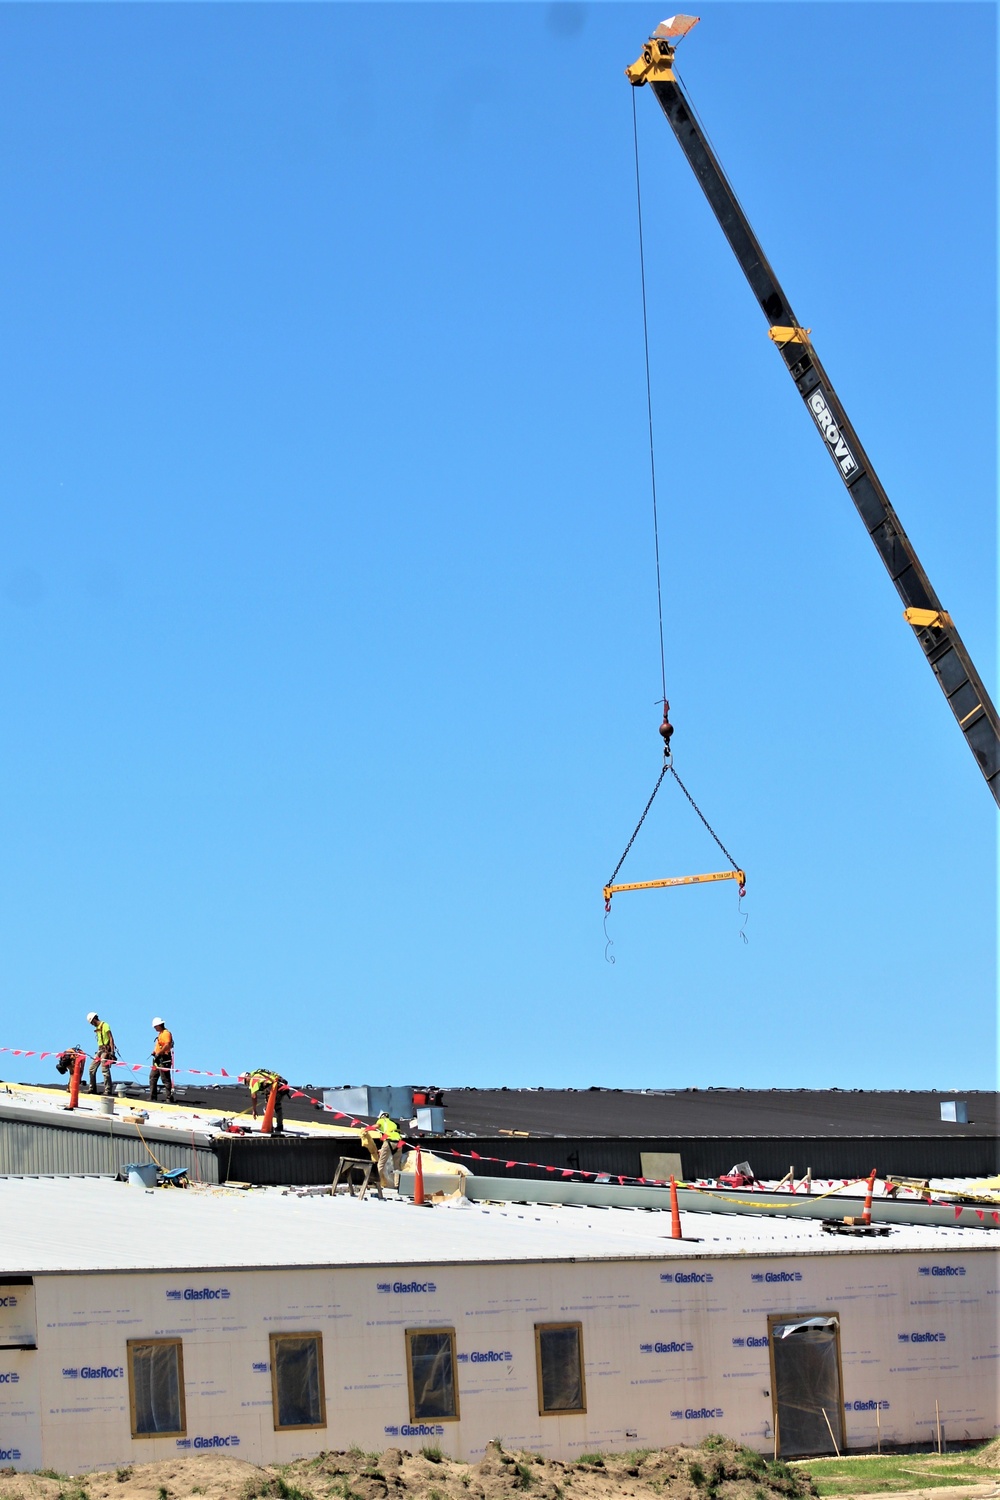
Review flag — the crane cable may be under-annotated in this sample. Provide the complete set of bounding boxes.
[632,87,667,707]
[603,96,746,945]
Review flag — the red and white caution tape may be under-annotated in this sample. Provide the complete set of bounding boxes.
[3,1044,999,1222]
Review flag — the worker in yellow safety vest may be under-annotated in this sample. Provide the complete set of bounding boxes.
[86,1012,117,1096]
[374,1112,403,1187]
[242,1068,289,1134]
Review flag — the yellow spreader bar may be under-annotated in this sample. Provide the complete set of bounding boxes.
[604,869,745,902]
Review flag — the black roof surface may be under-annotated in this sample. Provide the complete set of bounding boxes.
[104,1083,997,1140]
[23,1081,998,1140]
[435,1088,998,1139]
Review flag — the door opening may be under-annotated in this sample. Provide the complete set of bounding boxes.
[768,1314,844,1457]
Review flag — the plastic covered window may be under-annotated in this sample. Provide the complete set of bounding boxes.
[535,1323,586,1414]
[270,1333,326,1431]
[406,1329,459,1421]
[128,1339,185,1437]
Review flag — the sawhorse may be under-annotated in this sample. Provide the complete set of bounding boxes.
[331,1157,383,1200]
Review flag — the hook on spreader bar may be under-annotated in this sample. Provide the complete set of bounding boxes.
[604,868,746,911]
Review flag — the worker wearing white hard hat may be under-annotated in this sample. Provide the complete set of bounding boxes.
[149,1017,175,1104]
[86,1012,117,1096]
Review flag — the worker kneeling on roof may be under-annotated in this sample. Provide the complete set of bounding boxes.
[242,1068,290,1135]
[374,1111,403,1188]
[149,1017,175,1104]
[86,1012,117,1096]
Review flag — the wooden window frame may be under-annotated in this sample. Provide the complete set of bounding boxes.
[534,1321,587,1416]
[269,1331,328,1433]
[404,1326,460,1424]
[766,1311,846,1456]
[126,1337,187,1440]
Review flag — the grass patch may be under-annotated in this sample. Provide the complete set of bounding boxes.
[798,1452,997,1497]
[514,1461,536,1489]
[114,1470,132,1485]
[578,1455,605,1468]
[421,1446,444,1464]
[240,1477,316,1500]
[738,1448,767,1475]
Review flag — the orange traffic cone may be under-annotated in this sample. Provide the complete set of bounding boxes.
[414,1145,426,1206]
[861,1168,876,1226]
[261,1079,280,1136]
[670,1175,682,1240]
[67,1051,84,1111]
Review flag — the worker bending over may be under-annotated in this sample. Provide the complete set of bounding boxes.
[242,1068,290,1134]
[55,1046,85,1084]
[374,1111,403,1188]
[86,1012,117,1096]
[149,1017,175,1103]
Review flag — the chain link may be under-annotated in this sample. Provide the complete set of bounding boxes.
[606,759,670,890]
[668,765,741,872]
[606,757,744,900]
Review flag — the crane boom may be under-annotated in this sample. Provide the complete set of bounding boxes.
[627,27,1000,806]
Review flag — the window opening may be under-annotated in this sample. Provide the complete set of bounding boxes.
[0,1279,36,1350]
[405,1328,459,1422]
[269,1333,326,1431]
[768,1314,844,1457]
[127,1338,186,1438]
[535,1323,587,1415]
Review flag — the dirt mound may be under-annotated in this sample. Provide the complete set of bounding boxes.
[0,1437,817,1500]
[278,1437,813,1500]
[970,1439,1000,1469]
[0,1456,264,1500]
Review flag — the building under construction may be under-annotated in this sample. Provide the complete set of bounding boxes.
[0,1173,997,1474]
[1,1080,997,1187]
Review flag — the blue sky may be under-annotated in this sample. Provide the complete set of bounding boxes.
[0,3,995,1093]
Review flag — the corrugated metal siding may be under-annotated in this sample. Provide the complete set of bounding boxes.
[215,1135,365,1185]
[214,1133,1000,1188]
[0,1119,218,1181]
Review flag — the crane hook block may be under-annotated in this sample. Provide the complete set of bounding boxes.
[659,701,674,748]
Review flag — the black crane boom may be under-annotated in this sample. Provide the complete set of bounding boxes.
[627,27,1000,806]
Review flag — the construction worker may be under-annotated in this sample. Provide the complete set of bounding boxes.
[149,1018,175,1103]
[85,1012,117,1096]
[55,1046,85,1084]
[374,1111,403,1188]
[242,1068,289,1134]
